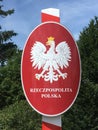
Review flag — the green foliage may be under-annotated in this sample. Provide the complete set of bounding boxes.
[0,42,17,66]
[78,16,98,83]
[0,0,17,66]
[0,30,17,43]
[62,80,98,130]
[0,0,24,108]
[62,16,98,129]
[0,27,17,66]
[0,0,14,17]
[0,50,25,108]
[0,100,41,130]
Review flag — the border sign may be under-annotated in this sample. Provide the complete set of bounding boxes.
[21,22,81,117]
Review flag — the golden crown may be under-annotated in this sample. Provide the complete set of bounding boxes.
[47,36,55,41]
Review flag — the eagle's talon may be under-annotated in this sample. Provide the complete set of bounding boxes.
[60,73,67,79]
[35,74,41,80]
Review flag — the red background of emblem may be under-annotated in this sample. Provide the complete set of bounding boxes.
[21,22,81,116]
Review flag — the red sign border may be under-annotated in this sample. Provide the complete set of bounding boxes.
[21,21,81,117]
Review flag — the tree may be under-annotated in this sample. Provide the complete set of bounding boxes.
[0,50,25,108]
[62,17,98,130]
[0,0,24,108]
[0,100,41,130]
[78,16,98,83]
[0,0,17,66]
[0,0,14,17]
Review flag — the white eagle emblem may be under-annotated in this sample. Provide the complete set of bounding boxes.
[30,36,71,83]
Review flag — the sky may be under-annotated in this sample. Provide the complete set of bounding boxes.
[1,0,98,49]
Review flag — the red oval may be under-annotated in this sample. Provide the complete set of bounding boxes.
[21,22,81,116]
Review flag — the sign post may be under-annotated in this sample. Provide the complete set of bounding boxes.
[41,8,62,130]
[42,116,62,130]
[21,8,81,130]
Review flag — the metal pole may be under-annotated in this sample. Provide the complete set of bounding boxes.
[41,8,62,130]
[42,115,62,130]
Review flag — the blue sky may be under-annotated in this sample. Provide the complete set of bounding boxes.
[1,0,98,49]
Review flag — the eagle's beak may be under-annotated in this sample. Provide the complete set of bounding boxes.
[46,41,51,45]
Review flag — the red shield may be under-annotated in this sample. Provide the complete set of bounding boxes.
[21,22,81,116]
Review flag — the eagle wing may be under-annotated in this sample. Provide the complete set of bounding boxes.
[55,41,71,69]
[30,41,47,70]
